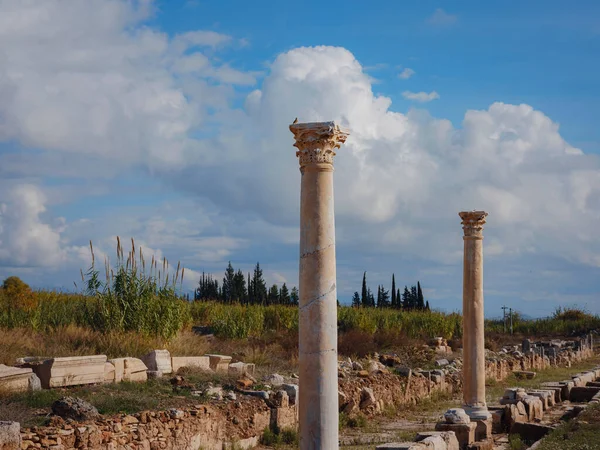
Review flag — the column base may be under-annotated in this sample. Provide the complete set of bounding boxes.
[463,405,491,421]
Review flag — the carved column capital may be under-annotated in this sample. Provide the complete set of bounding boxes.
[459,211,488,240]
[289,121,350,168]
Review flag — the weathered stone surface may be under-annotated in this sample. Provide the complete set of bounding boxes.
[570,386,600,402]
[264,373,284,387]
[27,355,107,389]
[474,417,492,441]
[416,431,460,450]
[206,354,232,373]
[0,421,20,450]
[109,357,147,383]
[435,422,476,448]
[228,362,255,376]
[51,397,99,421]
[147,370,163,379]
[444,408,470,424]
[521,396,544,422]
[0,365,33,393]
[376,444,428,450]
[142,350,172,374]
[489,408,505,433]
[436,359,449,367]
[171,356,210,372]
[27,374,41,392]
[282,384,299,405]
[359,387,377,410]
[103,362,115,383]
[272,390,289,408]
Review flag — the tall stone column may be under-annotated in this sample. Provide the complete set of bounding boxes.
[289,121,349,450]
[459,211,491,420]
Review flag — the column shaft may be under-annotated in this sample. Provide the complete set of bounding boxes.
[299,164,338,449]
[460,211,490,420]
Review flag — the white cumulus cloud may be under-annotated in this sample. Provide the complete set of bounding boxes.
[398,68,415,79]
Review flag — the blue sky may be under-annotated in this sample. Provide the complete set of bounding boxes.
[0,0,599,318]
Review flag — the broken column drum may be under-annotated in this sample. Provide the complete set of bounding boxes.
[459,211,491,420]
[290,121,349,450]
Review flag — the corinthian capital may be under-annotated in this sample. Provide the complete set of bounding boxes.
[459,211,488,239]
[289,121,350,167]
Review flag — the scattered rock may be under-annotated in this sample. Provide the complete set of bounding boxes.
[435,359,449,367]
[359,387,376,410]
[168,409,185,419]
[352,361,363,371]
[237,377,253,389]
[51,397,99,421]
[514,371,536,380]
[273,390,289,408]
[264,373,284,386]
[226,392,237,401]
[444,408,470,424]
[358,370,370,378]
[0,421,21,450]
[28,373,41,392]
[205,386,223,400]
[281,383,299,405]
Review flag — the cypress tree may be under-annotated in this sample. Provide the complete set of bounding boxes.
[361,272,368,307]
[268,284,279,305]
[391,274,397,308]
[425,300,430,311]
[417,281,425,310]
[376,285,382,308]
[396,288,401,309]
[410,285,418,309]
[232,269,246,303]
[252,263,267,305]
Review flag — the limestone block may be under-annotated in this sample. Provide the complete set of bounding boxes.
[27,355,107,388]
[514,371,536,380]
[206,354,232,372]
[416,431,460,450]
[171,356,210,372]
[142,350,172,374]
[28,373,41,392]
[109,357,147,383]
[474,418,492,441]
[559,380,575,399]
[505,403,528,429]
[376,444,428,450]
[228,362,255,376]
[103,362,115,383]
[521,396,544,422]
[270,405,298,430]
[0,421,21,450]
[282,383,299,405]
[539,383,562,403]
[489,408,505,433]
[435,422,476,448]
[0,364,33,393]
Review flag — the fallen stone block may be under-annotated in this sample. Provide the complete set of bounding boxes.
[526,391,550,410]
[474,417,492,441]
[103,362,115,383]
[142,350,172,374]
[435,422,476,448]
[282,383,299,405]
[228,362,255,376]
[270,405,298,431]
[570,386,600,402]
[504,402,528,429]
[510,422,553,443]
[521,396,544,422]
[488,408,505,433]
[558,380,575,399]
[0,364,33,393]
[171,356,210,372]
[206,354,232,372]
[109,357,147,383]
[376,443,428,450]
[416,431,460,450]
[514,371,536,380]
[0,421,21,450]
[51,397,99,421]
[26,355,107,389]
[539,383,562,403]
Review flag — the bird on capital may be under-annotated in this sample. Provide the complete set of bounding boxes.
[293,117,298,124]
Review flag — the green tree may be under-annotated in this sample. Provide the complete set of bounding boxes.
[361,272,368,307]
[402,286,411,310]
[391,274,397,308]
[417,281,425,310]
[222,262,235,303]
[410,285,418,309]
[268,284,279,305]
[232,269,246,303]
[290,287,299,306]
[279,283,290,305]
[396,288,401,309]
[351,291,361,308]
[425,300,430,311]
[252,263,267,305]
[377,285,390,308]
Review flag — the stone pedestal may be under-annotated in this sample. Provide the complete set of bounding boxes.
[290,121,349,450]
[459,211,491,421]
[435,422,476,448]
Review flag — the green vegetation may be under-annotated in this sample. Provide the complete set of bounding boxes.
[486,306,600,337]
[260,427,299,447]
[536,402,600,450]
[508,434,525,450]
